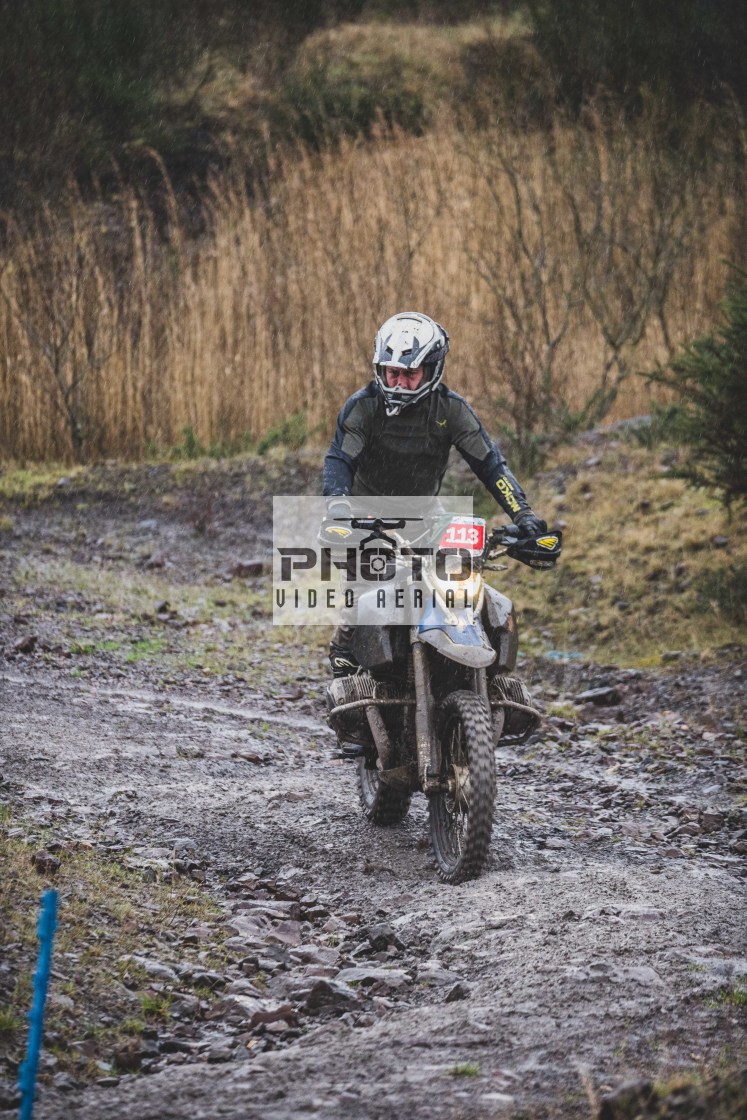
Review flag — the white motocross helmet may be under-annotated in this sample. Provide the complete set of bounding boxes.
[373,311,450,417]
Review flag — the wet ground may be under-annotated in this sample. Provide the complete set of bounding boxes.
[1,456,745,1118]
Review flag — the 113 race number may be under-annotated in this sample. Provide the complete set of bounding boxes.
[439,518,485,552]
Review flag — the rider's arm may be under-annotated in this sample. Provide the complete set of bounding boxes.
[322,393,371,496]
[447,395,533,520]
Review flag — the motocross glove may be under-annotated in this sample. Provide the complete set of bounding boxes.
[326,497,352,520]
[514,510,548,538]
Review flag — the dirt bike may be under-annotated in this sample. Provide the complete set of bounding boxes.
[325,512,561,883]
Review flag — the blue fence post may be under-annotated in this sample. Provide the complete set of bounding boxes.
[18,890,58,1120]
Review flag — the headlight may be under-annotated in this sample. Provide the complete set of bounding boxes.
[422,558,484,612]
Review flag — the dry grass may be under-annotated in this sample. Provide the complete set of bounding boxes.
[0,111,741,463]
[0,806,224,1084]
[490,441,747,665]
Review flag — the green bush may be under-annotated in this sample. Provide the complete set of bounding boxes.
[274,60,427,147]
[695,565,747,625]
[526,0,747,110]
[646,267,747,511]
[257,412,310,455]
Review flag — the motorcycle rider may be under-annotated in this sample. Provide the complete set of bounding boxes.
[322,311,554,679]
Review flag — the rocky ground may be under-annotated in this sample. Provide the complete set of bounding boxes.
[0,452,745,1119]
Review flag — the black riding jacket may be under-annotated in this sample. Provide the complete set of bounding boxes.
[322,382,531,520]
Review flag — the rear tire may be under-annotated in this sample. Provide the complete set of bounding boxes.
[429,690,496,883]
[357,760,411,825]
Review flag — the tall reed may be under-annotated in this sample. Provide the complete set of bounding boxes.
[0,112,740,463]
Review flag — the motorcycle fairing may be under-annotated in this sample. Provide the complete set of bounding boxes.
[417,601,496,668]
[351,624,408,671]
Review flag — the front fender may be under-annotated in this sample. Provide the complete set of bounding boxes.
[417,602,496,669]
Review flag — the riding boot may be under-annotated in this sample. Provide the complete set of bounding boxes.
[328,623,360,678]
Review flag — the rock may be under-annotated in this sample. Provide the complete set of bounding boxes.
[210,995,295,1029]
[119,956,179,984]
[170,993,201,1018]
[661,650,683,662]
[266,920,303,948]
[113,1039,150,1071]
[574,686,623,706]
[157,1038,198,1055]
[336,966,410,989]
[289,944,340,967]
[49,993,75,1010]
[365,923,405,952]
[304,978,360,1014]
[51,1073,78,1092]
[444,982,472,1003]
[599,1078,655,1119]
[618,907,665,921]
[700,811,725,833]
[0,1081,20,1109]
[320,918,347,936]
[144,553,166,570]
[31,849,60,875]
[417,962,465,987]
[487,914,524,930]
[710,535,729,549]
[232,750,267,764]
[180,969,226,990]
[225,980,264,997]
[250,1002,297,1028]
[131,846,173,861]
[207,1047,234,1063]
[231,558,267,578]
[176,744,204,760]
[226,915,271,942]
[280,687,304,701]
[234,899,301,921]
[12,634,38,655]
[673,822,701,837]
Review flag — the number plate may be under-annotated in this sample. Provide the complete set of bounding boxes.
[439,517,486,552]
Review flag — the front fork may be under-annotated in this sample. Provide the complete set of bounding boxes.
[411,633,491,794]
[411,633,441,793]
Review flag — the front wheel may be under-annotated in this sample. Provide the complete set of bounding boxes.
[357,760,411,825]
[429,690,496,883]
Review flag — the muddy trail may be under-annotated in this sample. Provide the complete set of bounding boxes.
[1,455,745,1119]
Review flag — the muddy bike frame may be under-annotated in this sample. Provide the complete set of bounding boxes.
[327,517,524,794]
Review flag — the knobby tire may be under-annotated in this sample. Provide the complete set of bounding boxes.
[429,689,496,883]
[357,760,411,825]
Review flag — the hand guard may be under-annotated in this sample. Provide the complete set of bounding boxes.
[319,498,354,549]
[507,527,562,570]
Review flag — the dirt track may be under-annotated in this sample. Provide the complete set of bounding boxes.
[1,457,746,1117]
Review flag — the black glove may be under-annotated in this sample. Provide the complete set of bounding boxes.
[514,510,547,538]
[326,498,352,521]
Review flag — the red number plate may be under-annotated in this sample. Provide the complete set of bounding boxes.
[439,518,486,552]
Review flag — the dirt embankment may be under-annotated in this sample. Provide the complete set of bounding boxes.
[1,452,745,1119]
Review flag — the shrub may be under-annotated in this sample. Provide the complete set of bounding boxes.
[257,412,310,455]
[646,267,747,511]
[526,0,747,111]
[274,59,426,147]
